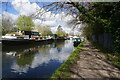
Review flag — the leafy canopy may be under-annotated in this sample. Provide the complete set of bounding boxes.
[56,25,66,37]
[16,15,34,31]
[36,26,52,36]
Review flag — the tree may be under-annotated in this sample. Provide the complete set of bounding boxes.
[36,26,52,36]
[56,25,66,37]
[79,2,120,53]
[16,15,34,31]
[42,2,120,53]
[2,16,13,35]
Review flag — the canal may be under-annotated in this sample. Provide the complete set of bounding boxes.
[2,40,75,78]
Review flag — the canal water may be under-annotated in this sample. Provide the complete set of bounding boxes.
[2,40,75,78]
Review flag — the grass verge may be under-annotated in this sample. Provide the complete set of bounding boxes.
[89,40,120,68]
[50,41,84,79]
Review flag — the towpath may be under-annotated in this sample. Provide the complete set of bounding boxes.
[70,41,120,79]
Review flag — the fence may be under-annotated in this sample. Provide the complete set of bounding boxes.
[92,33,113,50]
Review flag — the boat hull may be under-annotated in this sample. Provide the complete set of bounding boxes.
[1,39,54,45]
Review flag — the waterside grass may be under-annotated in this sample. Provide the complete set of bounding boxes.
[50,41,84,79]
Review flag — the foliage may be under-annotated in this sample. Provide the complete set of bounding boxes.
[36,26,52,36]
[50,41,84,79]
[83,2,120,53]
[16,51,35,67]
[43,2,120,53]
[56,25,67,37]
[11,27,19,32]
[16,15,34,31]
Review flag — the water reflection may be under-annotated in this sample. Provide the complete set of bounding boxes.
[2,40,74,78]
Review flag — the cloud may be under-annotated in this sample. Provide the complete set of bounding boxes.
[2,0,82,34]
[2,11,18,24]
[31,40,74,69]
[12,0,40,16]
[11,63,29,75]
[42,20,57,27]
[33,11,76,33]
[11,0,77,33]
[10,40,74,74]
[51,27,57,33]
[33,19,42,26]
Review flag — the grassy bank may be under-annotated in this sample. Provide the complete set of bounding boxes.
[89,40,120,68]
[50,41,84,79]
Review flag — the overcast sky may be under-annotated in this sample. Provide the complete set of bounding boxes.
[1,0,82,34]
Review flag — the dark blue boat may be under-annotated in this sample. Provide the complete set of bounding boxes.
[73,38,81,47]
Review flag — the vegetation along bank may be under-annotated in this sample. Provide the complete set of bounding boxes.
[50,41,84,79]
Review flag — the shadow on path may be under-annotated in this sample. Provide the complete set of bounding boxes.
[70,41,120,79]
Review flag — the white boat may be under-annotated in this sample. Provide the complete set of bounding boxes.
[6,52,16,56]
[2,34,24,39]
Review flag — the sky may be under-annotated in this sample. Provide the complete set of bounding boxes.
[1,0,82,35]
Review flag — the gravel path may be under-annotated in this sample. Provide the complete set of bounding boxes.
[70,41,120,79]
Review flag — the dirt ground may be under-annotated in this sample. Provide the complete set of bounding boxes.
[70,41,120,79]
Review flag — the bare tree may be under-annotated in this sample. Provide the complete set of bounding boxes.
[2,15,13,35]
[33,2,90,30]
